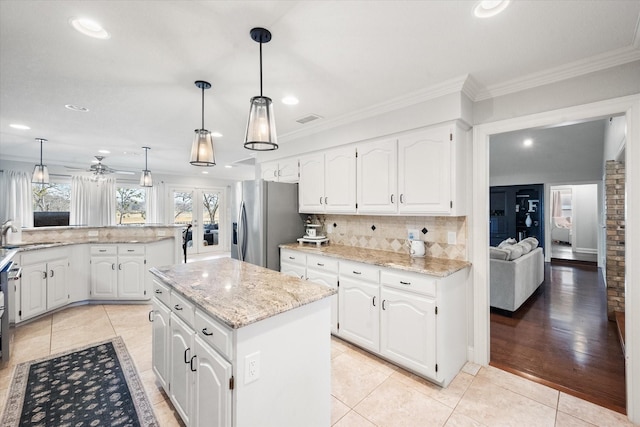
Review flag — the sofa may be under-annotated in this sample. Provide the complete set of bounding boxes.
[490,238,544,312]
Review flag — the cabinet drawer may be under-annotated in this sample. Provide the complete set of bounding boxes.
[152,279,170,306]
[381,269,436,297]
[195,310,233,360]
[91,246,117,256]
[339,260,379,283]
[281,249,306,266]
[119,245,145,255]
[170,291,195,327]
[306,255,338,272]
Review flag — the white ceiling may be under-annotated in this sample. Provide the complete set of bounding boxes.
[1,1,639,181]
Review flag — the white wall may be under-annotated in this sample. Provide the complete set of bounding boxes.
[572,184,599,254]
[603,115,627,162]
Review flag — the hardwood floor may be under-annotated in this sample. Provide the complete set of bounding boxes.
[490,262,626,414]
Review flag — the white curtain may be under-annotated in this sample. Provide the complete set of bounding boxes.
[71,176,116,226]
[146,181,167,224]
[551,190,562,218]
[0,170,33,228]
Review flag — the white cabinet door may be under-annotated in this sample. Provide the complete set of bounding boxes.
[398,126,452,214]
[357,139,398,214]
[380,287,436,378]
[192,336,232,427]
[306,268,339,335]
[280,262,306,280]
[325,146,356,213]
[298,154,325,213]
[170,313,195,426]
[46,258,69,310]
[151,299,171,391]
[20,263,47,320]
[260,161,279,181]
[90,256,118,298]
[118,255,146,299]
[338,276,380,353]
[278,158,299,183]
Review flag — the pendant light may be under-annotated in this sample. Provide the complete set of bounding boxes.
[190,80,216,166]
[244,27,278,151]
[32,138,50,184]
[140,146,153,187]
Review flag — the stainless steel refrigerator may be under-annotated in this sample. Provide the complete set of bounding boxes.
[230,180,304,271]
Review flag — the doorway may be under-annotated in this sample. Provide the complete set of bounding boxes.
[172,187,226,257]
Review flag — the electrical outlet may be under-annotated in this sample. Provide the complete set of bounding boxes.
[244,351,260,384]
[88,230,99,237]
[157,230,166,236]
[407,229,420,240]
[448,231,457,245]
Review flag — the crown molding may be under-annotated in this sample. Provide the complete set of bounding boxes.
[279,75,471,143]
[474,46,640,102]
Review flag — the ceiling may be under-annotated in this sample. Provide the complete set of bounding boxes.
[1,1,639,181]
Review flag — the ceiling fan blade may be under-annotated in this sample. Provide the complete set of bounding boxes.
[113,170,136,175]
[64,165,89,171]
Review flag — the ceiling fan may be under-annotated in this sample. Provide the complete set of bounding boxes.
[65,156,135,176]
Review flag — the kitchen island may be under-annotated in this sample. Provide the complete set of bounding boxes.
[149,257,336,427]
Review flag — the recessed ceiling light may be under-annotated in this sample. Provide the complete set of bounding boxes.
[474,0,510,18]
[69,17,111,39]
[523,139,533,147]
[282,96,299,105]
[224,165,233,169]
[98,149,110,154]
[9,123,30,130]
[65,104,89,112]
[202,171,209,174]
[211,132,223,138]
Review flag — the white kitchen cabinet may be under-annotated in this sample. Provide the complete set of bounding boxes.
[19,248,70,321]
[299,147,356,214]
[338,261,380,353]
[151,298,170,391]
[280,248,306,279]
[170,312,195,425]
[260,158,299,183]
[305,254,339,334]
[380,286,436,378]
[90,245,147,300]
[356,138,398,214]
[192,335,233,427]
[280,262,306,279]
[397,122,467,215]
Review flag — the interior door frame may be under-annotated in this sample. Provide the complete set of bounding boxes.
[471,94,640,422]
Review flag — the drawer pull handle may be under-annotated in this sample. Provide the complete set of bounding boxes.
[127,249,135,252]
[382,300,386,310]
[174,304,183,311]
[202,328,213,336]
[317,263,324,267]
[184,348,191,364]
[372,296,376,307]
[353,271,361,275]
[99,249,107,252]
[190,355,197,372]
[155,289,162,294]
[289,256,295,260]
[400,281,411,285]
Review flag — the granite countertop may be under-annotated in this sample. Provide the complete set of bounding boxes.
[5,237,175,252]
[150,257,336,329]
[280,243,470,277]
[0,248,18,272]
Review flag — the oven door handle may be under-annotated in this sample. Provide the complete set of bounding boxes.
[9,266,22,281]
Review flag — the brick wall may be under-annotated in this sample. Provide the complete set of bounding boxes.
[605,160,626,320]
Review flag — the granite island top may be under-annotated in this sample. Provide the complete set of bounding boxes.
[280,243,470,277]
[150,257,336,329]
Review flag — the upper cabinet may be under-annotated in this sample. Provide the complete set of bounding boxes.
[297,121,468,216]
[299,147,357,214]
[260,158,299,183]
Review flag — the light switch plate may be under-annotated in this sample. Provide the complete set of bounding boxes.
[407,229,419,240]
[448,231,457,245]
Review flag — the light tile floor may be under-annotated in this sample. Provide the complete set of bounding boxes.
[0,304,635,427]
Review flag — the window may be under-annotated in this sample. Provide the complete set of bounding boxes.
[116,186,146,225]
[32,182,71,226]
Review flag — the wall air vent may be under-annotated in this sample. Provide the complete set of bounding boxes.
[296,114,323,124]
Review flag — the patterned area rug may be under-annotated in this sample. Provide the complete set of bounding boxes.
[1,337,157,427]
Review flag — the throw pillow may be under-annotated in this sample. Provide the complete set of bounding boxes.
[498,238,517,248]
[522,237,539,249]
[505,244,524,260]
[516,241,532,254]
[489,247,510,260]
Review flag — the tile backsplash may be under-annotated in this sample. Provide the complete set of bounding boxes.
[307,215,467,261]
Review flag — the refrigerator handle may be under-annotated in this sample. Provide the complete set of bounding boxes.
[238,201,246,261]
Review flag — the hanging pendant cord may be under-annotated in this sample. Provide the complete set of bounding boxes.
[145,149,148,170]
[259,41,263,97]
[39,140,43,165]
[201,86,205,130]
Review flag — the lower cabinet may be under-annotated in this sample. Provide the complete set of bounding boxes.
[192,335,233,427]
[90,245,146,300]
[169,313,194,424]
[19,249,70,321]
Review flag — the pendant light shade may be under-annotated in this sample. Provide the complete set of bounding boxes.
[32,138,50,184]
[190,80,216,166]
[140,146,153,187]
[244,27,278,151]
